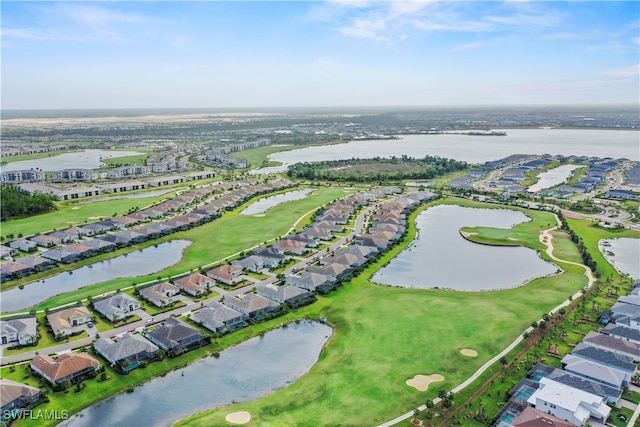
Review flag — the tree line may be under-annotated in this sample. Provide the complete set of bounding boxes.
[287,155,468,182]
[1,184,58,221]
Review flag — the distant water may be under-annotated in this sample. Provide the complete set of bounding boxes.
[2,149,145,172]
[240,189,313,215]
[253,129,639,173]
[598,238,640,279]
[528,164,583,192]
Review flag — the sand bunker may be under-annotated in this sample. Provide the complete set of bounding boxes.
[507,237,519,241]
[406,374,445,391]
[460,348,478,357]
[225,411,251,424]
[71,207,80,210]
[88,216,105,220]
[253,214,266,217]
[459,230,477,238]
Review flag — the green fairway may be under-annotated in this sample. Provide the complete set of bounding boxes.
[98,150,154,168]
[1,193,175,240]
[233,145,297,167]
[175,200,587,427]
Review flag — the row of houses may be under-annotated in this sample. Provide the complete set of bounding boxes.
[1,179,294,281]
[494,282,640,427]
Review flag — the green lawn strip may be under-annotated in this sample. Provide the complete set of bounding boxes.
[3,186,347,312]
[622,390,640,405]
[175,201,587,427]
[245,272,270,281]
[98,150,154,168]
[549,230,583,264]
[608,406,634,427]
[1,194,171,240]
[232,145,298,168]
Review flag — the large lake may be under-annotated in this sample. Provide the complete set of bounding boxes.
[1,240,191,312]
[61,320,332,427]
[598,238,640,279]
[528,164,583,192]
[372,205,559,291]
[2,149,146,172]
[240,189,313,215]
[253,129,639,173]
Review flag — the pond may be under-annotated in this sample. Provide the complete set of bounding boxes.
[0,240,191,312]
[240,189,314,215]
[61,320,332,427]
[372,205,559,291]
[252,129,639,174]
[2,149,146,172]
[598,238,640,279]
[527,165,583,192]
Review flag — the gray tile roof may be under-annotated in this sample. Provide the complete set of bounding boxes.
[94,333,158,365]
[572,343,637,372]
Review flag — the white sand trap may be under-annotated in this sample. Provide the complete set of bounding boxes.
[71,207,80,210]
[507,237,519,241]
[88,216,105,220]
[460,231,477,238]
[406,374,445,391]
[461,348,478,357]
[253,214,266,217]
[225,411,251,424]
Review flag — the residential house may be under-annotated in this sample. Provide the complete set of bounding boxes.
[173,273,213,297]
[0,261,32,282]
[225,293,282,321]
[526,377,610,426]
[47,230,79,244]
[257,283,315,308]
[510,407,574,427]
[0,379,44,415]
[251,248,287,268]
[93,293,141,322]
[8,239,38,253]
[0,317,38,346]
[600,323,640,344]
[14,255,56,272]
[562,344,637,387]
[231,255,264,273]
[306,262,349,278]
[138,282,180,308]
[93,332,159,371]
[30,353,100,386]
[28,234,58,248]
[192,302,247,335]
[270,239,307,255]
[81,238,117,254]
[582,331,640,362]
[206,265,243,286]
[145,317,210,356]
[286,272,337,294]
[46,306,92,337]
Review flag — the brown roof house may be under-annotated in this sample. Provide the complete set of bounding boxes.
[30,353,100,386]
[138,282,180,308]
[173,273,213,297]
[206,264,242,286]
[224,293,282,322]
[0,379,44,416]
[47,306,92,337]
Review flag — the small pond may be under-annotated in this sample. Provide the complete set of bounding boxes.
[372,205,559,291]
[527,165,583,192]
[61,320,332,427]
[2,149,146,172]
[240,189,313,215]
[598,238,640,279]
[1,240,191,312]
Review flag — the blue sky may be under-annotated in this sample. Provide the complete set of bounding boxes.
[2,1,638,109]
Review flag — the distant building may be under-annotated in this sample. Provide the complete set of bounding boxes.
[1,170,45,184]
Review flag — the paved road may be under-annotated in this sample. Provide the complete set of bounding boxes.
[0,202,379,366]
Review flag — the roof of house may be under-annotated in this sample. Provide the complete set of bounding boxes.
[94,333,159,364]
[174,273,210,291]
[226,293,280,314]
[206,264,242,281]
[562,354,629,386]
[528,377,610,420]
[93,293,139,318]
[147,317,205,349]
[512,407,574,427]
[0,317,37,340]
[138,282,179,303]
[287,272,336,288]
[0,379,41,408]
[601,324,640,342]
[583,331,640,358]
[571,344,637,372]
[47,306,92,333]
[258,283,312,303]
[193,302,244,327]
[30,352,99,382]
[544,366,622,401]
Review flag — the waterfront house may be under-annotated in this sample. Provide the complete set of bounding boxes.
[0,261,32,282]
[14,255,56,272]
[93,293,141,322]
[286,272,337,294]
[192,302,247,335]
[0,317,38,346]
[138,282,180,308]
[224,293,282,321]
[0,379,43,416]
[93,332,159,372]
[46,306,92,337]
[81,238,117,254]
[30,353,100,386]
[257,283,315,308]
[145,317,210,356]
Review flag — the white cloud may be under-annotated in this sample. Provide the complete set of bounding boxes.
[604,64,640,77]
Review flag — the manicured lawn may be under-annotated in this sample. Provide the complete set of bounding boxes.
[175,200,588,427]
[233,145,297,167]
[1,194,172,239]
[98,150,153,168]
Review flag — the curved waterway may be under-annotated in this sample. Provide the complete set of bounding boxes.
[372,205,559,291]
[240,189,313,215]
[61,320,332,427]
[252,129,639,174]
[598,238,640,279]
[527,164,583,192]
[1,240,191,312]
[2,149,146,172]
